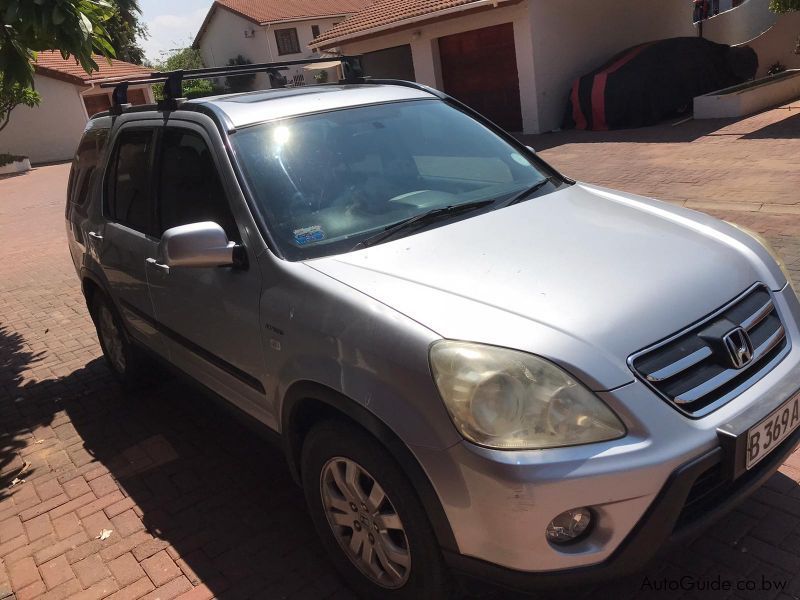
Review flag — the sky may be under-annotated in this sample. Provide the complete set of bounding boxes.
[138,0,213,63]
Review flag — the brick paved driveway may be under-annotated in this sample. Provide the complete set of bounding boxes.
[0,103,798,600]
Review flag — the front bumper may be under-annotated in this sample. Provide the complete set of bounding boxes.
[445,429,800,591]
[444,424,800,591]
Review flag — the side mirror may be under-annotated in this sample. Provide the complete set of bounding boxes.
[158,222,235,268]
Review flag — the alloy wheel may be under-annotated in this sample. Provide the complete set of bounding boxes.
[320,456,412,589]
[97,303,126,374]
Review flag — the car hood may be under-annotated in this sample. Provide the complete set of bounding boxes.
[306,183,783,390]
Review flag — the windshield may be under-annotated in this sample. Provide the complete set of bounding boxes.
[232,99,560,260]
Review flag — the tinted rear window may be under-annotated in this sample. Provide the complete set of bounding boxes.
[67,128,110,214]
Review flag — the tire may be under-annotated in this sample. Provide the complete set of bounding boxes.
[88,291,151,389]
[302,420,454,599]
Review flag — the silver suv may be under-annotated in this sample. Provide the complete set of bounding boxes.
[66,73,800,598]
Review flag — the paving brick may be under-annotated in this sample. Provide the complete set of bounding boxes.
[38,578,82,600]
[23,513,52,542]
[107,552,145,587]
[15,579,46,600]
[62,477,91,500]
[48,492,96,520]
[110,510,143,539]
[141,550,182,587]
[7,557,40,590]
[52,512,82,541]
[34,479,63,502]
[106,576,155,600]
[75,491,124,519]
[33,531,88,565]
[175,584,215,600]
[99,531,152,562]
[104,497,136,520]
[70,577,119,600]
[72,553,111,588]
[0,518,24,544]
[131,538,170,562]
[88,474,118,499]
[18,494,68,522]
[80,511,114,542]
[39,554,74,589]
[140,576,193,600]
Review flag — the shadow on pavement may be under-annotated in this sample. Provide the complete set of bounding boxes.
[2,318,799,599]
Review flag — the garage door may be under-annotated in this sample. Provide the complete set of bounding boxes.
[438,23,523,132]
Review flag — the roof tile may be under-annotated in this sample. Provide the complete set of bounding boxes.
[312,0,509,47]
[215,0,375,25]
[34,51,151,85]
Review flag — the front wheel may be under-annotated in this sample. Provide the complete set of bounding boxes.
[88,292,150,389]
[301,421,453,599]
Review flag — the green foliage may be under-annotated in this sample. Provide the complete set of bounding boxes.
[0,0,117,89]
[0,74,40,133]
[226,54,256,93]
[106,0,148,64]
[770,0,800,12]
[152,47,215,100]
[0,153,27,166]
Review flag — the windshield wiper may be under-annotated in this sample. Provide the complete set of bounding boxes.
[354,199,495,249]
[503,177,556,206]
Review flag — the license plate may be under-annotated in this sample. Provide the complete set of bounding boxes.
[746,393,800,470]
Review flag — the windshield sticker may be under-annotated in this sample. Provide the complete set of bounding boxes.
[510,152,528,166]
[294,225,325,245]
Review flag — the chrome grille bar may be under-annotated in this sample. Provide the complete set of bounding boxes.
[630,284,790,417]
[674,325,786,404]
[645,347,713,383]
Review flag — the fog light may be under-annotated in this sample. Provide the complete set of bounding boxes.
[546,507,592,544]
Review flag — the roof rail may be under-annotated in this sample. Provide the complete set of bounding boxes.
[101,56,364,113]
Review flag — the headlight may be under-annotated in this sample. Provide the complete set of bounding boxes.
[728,222,796,294]
[429,341,626,450]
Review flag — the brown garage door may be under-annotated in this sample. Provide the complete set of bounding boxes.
[438,23,523,132]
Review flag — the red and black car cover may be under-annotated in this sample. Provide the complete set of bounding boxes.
[563,37,758,131]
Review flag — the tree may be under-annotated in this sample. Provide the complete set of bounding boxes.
[106,0,148,64]
[770,0,800,10]
[152,47,215,100]
[769,0,800,55]
[0,75,40,133]
[0,0,116,89]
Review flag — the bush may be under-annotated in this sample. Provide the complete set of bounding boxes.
[152,47,217,100]
[0,154,28,167]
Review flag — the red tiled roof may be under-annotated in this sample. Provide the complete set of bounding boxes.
[312,0,514,47]
[213,0,375,24]
[33,51,152,85]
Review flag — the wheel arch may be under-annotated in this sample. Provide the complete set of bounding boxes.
[281,380,459,553]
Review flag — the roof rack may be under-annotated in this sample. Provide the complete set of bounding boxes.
[101,56,364,114]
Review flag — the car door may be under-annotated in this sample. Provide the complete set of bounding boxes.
[146,122,268,421]
[96,125,167,357]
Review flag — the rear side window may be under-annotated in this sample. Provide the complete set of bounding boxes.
[106,130,155,234]
[67,128,109,213]
[157,129,239,241]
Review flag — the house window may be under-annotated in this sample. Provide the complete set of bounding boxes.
[275,28,300,55]
[311,25,320,39]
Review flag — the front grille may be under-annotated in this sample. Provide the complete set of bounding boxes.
[630,285,789,417]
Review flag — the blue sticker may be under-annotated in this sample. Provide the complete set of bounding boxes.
[294,225,326,245]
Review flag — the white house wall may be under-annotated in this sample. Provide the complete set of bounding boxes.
[199,9,347,89]
[336,3,539,132]
[0,74,88,164]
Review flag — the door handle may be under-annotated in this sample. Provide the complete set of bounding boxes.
[145,258,170,274]
[88,231,104,241]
